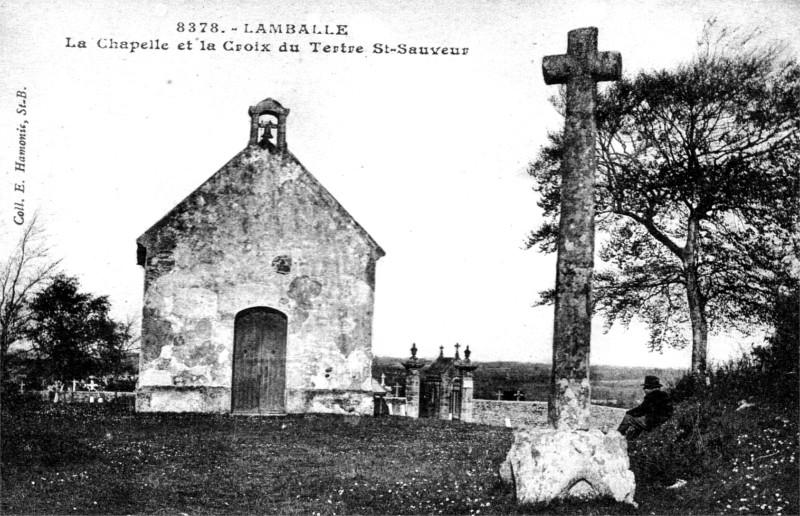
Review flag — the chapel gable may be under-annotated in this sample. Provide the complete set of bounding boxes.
[135,98,384,415]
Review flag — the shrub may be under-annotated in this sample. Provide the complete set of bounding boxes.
[668,372,709,403]
[104,378,136,392]
[105,395,135,412]
[753,283,799,375]
[0,389,45,413]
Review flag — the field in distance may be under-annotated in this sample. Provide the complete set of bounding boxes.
[373,357,685,408]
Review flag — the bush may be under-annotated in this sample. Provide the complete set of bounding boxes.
[753,283,799,375]
[104,378,136,392]
[0,389,45,413]
[105,395,135,412]
[668,372,709,403]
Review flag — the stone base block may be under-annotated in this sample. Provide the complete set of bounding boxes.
[287,389,373,416]
[136,386,373,415]
[500,427,636,505]
[136,386,230,413]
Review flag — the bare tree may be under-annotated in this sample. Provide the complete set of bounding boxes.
[0,213,61,385]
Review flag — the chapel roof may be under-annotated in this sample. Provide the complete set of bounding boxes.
[425,356,457,377]
[137,99,384,259]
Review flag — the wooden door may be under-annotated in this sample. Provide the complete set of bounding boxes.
[232,307,287,414]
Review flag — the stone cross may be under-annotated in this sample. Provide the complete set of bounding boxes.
[86,379,99,392]
[393,382,401,397]
[542,27,621,430]
[514,390,524,402]
[497,390,503,401]
[454,343,461,360]
[18,380,25,393]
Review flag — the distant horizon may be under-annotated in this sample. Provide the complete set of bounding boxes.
[373,355,689,371]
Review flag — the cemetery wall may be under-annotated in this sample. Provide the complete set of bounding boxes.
[473,400,547,427]
[36,391,136,403]
[473,400,626,429]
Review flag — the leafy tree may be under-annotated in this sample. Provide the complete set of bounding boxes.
[0,214,60,386]
[26,274,131,382]
[527,25,800,373]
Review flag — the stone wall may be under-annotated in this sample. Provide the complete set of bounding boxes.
[473,400,626,429]
[137,145,382,414]
[37,391,136,403]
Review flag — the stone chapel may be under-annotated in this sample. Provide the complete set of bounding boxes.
[135,98,384,415]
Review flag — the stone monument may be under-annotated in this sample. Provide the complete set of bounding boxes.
[501,27,636,505]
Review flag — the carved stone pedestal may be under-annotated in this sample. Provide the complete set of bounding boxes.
[500,427,636,505]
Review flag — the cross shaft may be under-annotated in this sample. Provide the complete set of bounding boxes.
[541,27,621,430]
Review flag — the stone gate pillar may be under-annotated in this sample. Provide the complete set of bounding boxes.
[457,345,478,423]
[402,343,425,418]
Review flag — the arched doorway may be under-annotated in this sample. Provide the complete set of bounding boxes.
[232,307,287,414]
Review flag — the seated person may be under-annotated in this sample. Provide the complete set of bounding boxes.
[617,375,673,438]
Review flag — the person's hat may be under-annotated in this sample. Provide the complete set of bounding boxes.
[643,375,662,389]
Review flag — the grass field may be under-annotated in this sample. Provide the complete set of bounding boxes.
[3,360,798,515]
[2,401,518,515]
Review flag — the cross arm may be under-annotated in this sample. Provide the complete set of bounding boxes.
[592,51,622,82]
[542,55,573,85]
[542,51,622,85]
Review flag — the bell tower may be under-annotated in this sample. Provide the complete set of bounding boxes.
[248,98,290,152]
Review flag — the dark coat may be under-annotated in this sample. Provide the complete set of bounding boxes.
[626,389,673,429]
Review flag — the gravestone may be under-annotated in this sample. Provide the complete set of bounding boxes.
[501,27,635,506]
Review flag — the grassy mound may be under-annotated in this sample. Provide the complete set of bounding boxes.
[627,357,798,515]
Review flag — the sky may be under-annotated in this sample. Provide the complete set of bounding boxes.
[1,0,797,368]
